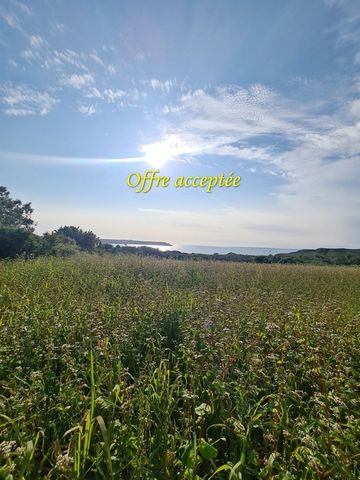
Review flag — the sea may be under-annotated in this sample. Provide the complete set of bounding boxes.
[112,244,298,256]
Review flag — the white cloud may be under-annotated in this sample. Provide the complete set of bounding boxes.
[0,1,32,33]
[49,49,89,71]
[60,73,95,89]
[84,87,142,110]
[154,82,360,169]
[29,34,46,49]
[141,83,316,169]
[21,48,42,61]
[89,52,104,66]
[213,144,274,161]
[173,85,314,141]
[0,7,139,113]
[1,12,21,30]
[149,79,176,93]
[102,88,126,102]
[20,41,90,74]
[10,0,33,16]
[0,83,58,116]
[77,104,98,116]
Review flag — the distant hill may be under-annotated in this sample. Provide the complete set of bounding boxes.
[101,239,172,246]
[271,248,360,265]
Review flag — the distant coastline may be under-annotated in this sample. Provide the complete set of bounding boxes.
[101,239,172,246]
[105,245,360,266]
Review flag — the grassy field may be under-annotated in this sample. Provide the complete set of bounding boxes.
[0,255,359,479]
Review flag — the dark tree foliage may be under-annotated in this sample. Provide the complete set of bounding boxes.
[0,186,34,231]
[0,187,38,258]
[0,226,41,258]
[54,226,100,252]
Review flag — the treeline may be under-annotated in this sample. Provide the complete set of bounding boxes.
[0,186,101,259]
[104,245,360,266]
[0,224,101,259]
[1,186,359,265]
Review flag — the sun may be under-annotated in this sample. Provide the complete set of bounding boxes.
[139,136,182,168]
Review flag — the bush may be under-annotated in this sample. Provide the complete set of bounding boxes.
[54,226,100,252]
[40,232,80,257]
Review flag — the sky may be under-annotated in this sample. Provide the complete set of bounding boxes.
[0,0,359,248]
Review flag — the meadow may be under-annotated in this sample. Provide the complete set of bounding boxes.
[0,255,359,479]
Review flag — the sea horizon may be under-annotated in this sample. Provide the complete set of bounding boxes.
[108,243,300,256]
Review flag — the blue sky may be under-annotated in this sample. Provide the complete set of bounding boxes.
[0,0,359,247]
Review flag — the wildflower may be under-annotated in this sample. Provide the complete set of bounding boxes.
[265,323,280,333]
[55,453,73,471]
[15,446,25,456]
[264,433,275,443]
[182,390,198,400]
[30,371,42,381]
[0,440,16,459]
[233,420,245,434]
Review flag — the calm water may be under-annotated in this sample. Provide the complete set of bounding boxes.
[113,244,298,256]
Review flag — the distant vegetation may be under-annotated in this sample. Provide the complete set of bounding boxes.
[107,245,360,266]
[0,185,359,265]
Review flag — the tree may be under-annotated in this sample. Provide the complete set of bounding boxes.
[0,186,34,231]
[54,226,100,252]
[0,226,41,258]
[40,232,80,257]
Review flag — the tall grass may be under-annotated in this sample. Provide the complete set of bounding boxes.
[0,255,359,478]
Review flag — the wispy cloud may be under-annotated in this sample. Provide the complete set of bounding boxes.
[29,34,46,49]
[0,0,33,34]
[149,79,176,93]
[0,83,58,116]
[324,0,360,46]
[0,11,21,30]
[60,73,95,89]
[50,49,89,71]
[0,151,146,165]
[13,29,139,113]
[140,83,318,168]
[73,87,143,116]
[136,76,360,246]
[51,22,65,34]
[89,50,117,75]
[147,80,360,171]
[76,104,99,116]
[9,0,33,16]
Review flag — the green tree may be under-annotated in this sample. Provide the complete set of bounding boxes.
[0,226,41,258]
[0,187,39,258]
[41,232,80,257]
[54,226,100,252]
[0,186,34,231]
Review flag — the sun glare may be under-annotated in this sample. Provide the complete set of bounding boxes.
[139,136,182,168]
